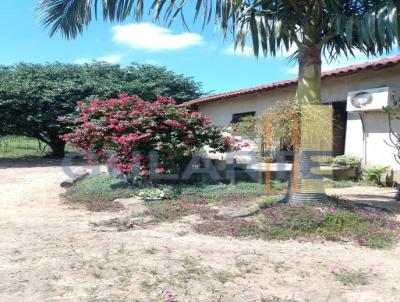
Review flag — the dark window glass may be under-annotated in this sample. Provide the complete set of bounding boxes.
[231,111,256,123]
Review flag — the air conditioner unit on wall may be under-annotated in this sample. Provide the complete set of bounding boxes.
[346,87,400,112]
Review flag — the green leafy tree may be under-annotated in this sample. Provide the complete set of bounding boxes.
[0,62,202,157]
[37,0,399,201]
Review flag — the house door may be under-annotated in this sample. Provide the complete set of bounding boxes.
[332,102,347,156]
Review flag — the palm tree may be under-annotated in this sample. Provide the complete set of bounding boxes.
[38,0,400,202]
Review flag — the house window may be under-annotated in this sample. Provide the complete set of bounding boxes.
[231,111,256,123]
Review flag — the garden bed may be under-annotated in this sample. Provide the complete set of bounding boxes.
[65,175,399,249]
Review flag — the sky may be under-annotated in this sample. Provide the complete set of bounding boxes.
[1,1,399,94]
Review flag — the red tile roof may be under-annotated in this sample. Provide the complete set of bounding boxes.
[181,55,400,107]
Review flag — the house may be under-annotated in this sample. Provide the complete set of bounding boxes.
[182,56,400,171]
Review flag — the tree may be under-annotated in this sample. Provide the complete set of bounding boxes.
[64,94,232,183]
[0,62,202,157]
[38,0,399,201]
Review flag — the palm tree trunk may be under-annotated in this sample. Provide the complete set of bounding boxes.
[295,45,322,104]
[284,44,330,203]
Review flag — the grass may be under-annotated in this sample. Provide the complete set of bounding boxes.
[142,193,399,249]
[156,180,284,204]
[63,174,135,211]
[330,180,357,188]
[0,135,75,158]
[64,175,399,248]
[65,175,135,203]
[193,203,399,248]
[332,268,371,286]
[143,247,158,255]
[0,136,50,158]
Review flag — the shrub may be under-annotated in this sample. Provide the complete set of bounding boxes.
[363,166,390,186]
[138,187,175,200]
[331,155,361,168]
[64,94,233,182]
[263,100,334,160]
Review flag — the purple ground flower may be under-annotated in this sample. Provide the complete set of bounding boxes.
[165,291,174,301]
[356,236,366,246]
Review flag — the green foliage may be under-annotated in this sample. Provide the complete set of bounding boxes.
[144,199,202,223]
[0,135,75,158]
[333,269,370,286]
[332,155,361,168]
[38,0,400,105]
[0,62,202,156]
[65,174,135,204]
[138,187,175,200]
[0,135,50,158]
[330,180,356,188]
[264,100,334,152]
[233,115,264,142]
[39,0,399,59]
[363,167,390,186]
[257,196,280,205]
[194,203,399,249]
[168,181,278,203]
[64,95,228,182]
[265,99,301,151]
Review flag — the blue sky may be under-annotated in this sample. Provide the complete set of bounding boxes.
[1,1,399,94]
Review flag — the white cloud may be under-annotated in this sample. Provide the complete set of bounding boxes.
[111,23,203,51]
[74,53,123,64]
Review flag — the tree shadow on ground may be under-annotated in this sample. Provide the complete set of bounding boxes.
[0,156,100,169]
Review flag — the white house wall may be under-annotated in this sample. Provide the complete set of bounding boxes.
[345,111,400,169]
[197,64,400,170]
[199,88,294,126]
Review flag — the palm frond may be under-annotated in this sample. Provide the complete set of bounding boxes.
[37,0,400,61]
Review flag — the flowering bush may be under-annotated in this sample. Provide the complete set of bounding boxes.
[63,94,232,179]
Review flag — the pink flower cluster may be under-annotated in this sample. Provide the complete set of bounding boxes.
[63,94,230,178]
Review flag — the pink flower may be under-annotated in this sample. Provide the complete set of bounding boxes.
[329,206,338,213]
[356,236,366,246]
[63,94,230,180]
[96,151,107,157]
[157,96,176,104]
[388,220,397,230]
[164,119,181,128]
[114,125,125,132]
[155,167,165,174]
[115,164,133,173]
[165,291,174,301]
[109,118,118,125]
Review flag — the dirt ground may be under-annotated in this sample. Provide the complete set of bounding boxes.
[1,160,400,302]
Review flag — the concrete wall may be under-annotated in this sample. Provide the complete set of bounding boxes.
[197,64,400,170]
[345,111,400,169]
[198,64,400,126]
[198,88,294,126]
